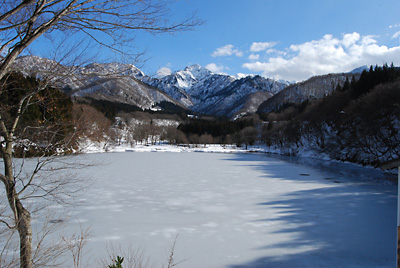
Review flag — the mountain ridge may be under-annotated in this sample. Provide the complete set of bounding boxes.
[257,72,361,114]
[10,55,371,118]
[147,64,289,117]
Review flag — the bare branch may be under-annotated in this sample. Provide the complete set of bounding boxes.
[0,0,35,23]
[0,219,15,230]
[0,174,7,186]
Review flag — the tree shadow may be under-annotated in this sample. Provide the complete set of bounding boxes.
[223,153,397,268]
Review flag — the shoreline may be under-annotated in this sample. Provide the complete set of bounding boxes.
[76,142,397,184]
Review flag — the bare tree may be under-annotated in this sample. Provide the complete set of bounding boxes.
[61,225,91,268]
[239,126,257,150]
[0,73,57,268]
[72,103,112,144]
[0,2,200,268]
[198,133,213,147]
[163,126,188,145]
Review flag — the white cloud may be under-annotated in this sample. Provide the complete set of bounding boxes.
[248,54,260,61]
[156,67,172,77]
[392,31,400,39]
[242,32,400,82]
[266,48,286,56]
[211,44,243,57]
[342,32,361,48]
[250,42,277,52]
[205,63,227,74]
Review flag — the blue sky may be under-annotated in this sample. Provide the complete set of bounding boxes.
[131,0,400,81]
[28,0,400,82]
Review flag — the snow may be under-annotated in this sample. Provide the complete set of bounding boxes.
[79,143,250,154]
[28,150,396,267]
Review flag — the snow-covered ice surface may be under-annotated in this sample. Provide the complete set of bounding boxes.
[40,152,396,267]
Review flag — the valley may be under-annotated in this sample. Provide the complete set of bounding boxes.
[5,57,400,167]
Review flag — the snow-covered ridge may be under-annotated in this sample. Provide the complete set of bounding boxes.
[148,64,289,117]
[77,62,145,78]
[12,56,186,111]
[10,56,290,117]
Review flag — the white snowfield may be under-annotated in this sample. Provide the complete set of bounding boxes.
[48,149,397,268]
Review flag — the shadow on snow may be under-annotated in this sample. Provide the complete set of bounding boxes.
[224,153,397,268]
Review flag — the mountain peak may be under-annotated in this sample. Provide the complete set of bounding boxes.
[184,64,202,71]
[164,64,214,90]
[182,64,212,79]
[349,65,370,74]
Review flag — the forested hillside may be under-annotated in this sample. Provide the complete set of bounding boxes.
[260,64,400,166]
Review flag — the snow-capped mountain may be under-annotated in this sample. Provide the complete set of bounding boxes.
[145,64,236,107]
[10,56,397,125]
[147,64,288,117]
[12,56,186,111]
[11,57,289,117]
[65,62,185,111]
[193,74,287,117]
[72,76,185,111]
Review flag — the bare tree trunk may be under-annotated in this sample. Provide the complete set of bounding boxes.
[1,141,33,268]
[3,186,33,268]
[16,205,33,268]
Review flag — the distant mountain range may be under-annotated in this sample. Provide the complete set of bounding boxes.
[146,64,289,117]
[11,56,369,118]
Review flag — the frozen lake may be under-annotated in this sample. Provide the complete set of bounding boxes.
[37,152,397,267]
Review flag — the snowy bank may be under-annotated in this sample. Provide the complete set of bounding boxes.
[79,141,254,154]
